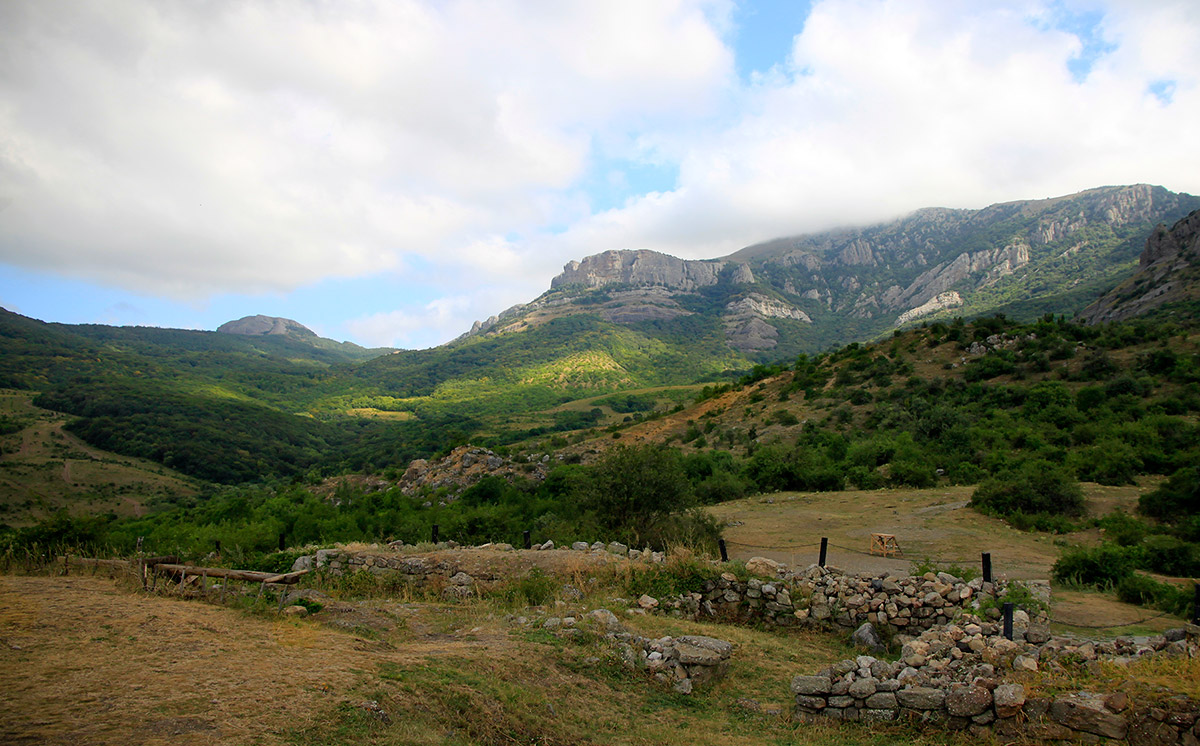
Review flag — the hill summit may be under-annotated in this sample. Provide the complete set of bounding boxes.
[217,315,317,338]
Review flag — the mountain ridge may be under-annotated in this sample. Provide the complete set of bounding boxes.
[459,184,1200,357]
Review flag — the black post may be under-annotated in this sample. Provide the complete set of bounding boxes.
[215,539,221,555]
[819,537,828,568]
[523,530,531,550]
[278,533,286,552]
[1003,602,1014,640]
[982,552,992,584]
[1193,582,1199,625]
[718,538,728,562]
[431,524,439,545]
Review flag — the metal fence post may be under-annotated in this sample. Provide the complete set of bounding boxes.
[819,537,828,568]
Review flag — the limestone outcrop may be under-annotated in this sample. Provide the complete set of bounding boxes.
[551,249,727,291]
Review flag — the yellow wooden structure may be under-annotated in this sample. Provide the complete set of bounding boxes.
[870,533,901,557]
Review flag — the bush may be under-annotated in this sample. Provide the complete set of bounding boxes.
[1006,511,1078,533]
[847,465,885,490]
[1115,573,1192,615]
[1140,466,1200,523]
[1140,535,1200,577]
[970,460,1084,518]
[1052,544,1139,588]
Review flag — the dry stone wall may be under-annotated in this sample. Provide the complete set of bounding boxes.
[792,616,1200,743]
[652,560,1049,636]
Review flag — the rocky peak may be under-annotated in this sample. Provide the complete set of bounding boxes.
[1079,208,1200,324]
[217,315,317,338]
[551,249,726,292]
[1141,209,1200,268]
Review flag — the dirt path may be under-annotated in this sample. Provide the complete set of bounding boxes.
[0,575,508,746]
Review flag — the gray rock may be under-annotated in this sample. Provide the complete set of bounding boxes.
[862,709,897,722]
[848,678,877,699]
[588,608,622,630]
[852,622,887,654]
[865,693,898,710]
[1049,695,1128,740]
[791,675,832,696]
[946,686,992,717]
[993,683,1025,718]
[673,678,693,695]
[897,687,945,710]
[674,643,723,666]
[794,695,827,710]
[572,541,590,551]
[675,635,733,658]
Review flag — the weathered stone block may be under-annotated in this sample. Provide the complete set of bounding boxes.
[793,695,827,711]
[946,686,993,717]
[897,687,945,710]
[848,678,877,699]
[791,675,832,695]
[1050,695,1128,740]
[993,683,1025,718]
[865,693,898,710]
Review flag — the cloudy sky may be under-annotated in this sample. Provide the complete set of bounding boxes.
[1,0,1197,348]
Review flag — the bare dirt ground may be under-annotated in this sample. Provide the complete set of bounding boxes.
[0,574,511,746]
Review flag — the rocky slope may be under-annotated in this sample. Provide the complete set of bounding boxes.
[459,185,1200,358]
[1078,208,1200,324]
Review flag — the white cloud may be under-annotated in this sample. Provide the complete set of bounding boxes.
[2,0,1199,347]
[345,296,473,349]
[0,0,733,298]
[546,0,1200,262]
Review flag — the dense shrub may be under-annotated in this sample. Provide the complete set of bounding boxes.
[1052,543,1139,587]
[1140,534,1200,577]
[970,460,1084,517]
[1115,573,1192,615]
[1140,466,1200,523]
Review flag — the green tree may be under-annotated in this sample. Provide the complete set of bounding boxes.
[583,444,694,541]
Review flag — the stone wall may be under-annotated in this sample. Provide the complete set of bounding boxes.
[791,616,1200,742]
[652,560,1049,636]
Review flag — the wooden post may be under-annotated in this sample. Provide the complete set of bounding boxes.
[1193,582,1199,625]
[718,539,728,562]
[63,553,69,576]
[982,552,992,584]
[523,530,531,550]
[819,538,828,568]
[1002,602,1014,640]
[279,533,286,552]
[432,524,439,545]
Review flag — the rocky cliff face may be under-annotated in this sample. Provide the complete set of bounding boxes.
[457,185,1199,360]
[1078,208,1200,324]
[551,249,730,291]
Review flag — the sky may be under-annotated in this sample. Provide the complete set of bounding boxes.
[1,0,1197,349]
